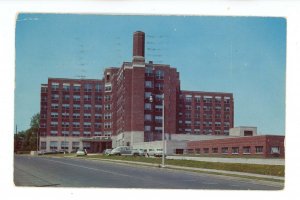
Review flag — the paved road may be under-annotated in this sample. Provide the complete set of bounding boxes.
[14,155,283,190]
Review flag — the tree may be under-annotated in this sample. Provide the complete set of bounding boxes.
[14,113,40,152]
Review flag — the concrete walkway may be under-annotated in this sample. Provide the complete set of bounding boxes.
[167,156,285,166]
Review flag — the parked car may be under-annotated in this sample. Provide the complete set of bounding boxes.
[147,149,166,157]
[76,149,87,156]
[110,146,144,156]
[103,149,112,155]
[131,149,145,156]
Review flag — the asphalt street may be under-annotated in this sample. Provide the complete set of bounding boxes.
[14,155,283,190]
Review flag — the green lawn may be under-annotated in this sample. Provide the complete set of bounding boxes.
[86,155,285,177]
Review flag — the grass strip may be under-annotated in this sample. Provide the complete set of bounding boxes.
[86,155,284,177]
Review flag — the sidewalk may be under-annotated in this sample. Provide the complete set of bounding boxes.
[168,156,285,166]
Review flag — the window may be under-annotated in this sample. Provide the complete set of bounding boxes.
[155,105,163,112]
[62,122,69,128]
[95,114,102,119]
[73,95,80,101]
[50,122,58,127]
[63,95,70,101]
[155,116,163,123]
[95,84,102,92]
[145,92,152,99]
[145,81,153,88]
[225,107,230,112]
[104,104,111,110]
[221,147,229,154]
[185,105,192,110]
[104,95,111,101]
[63,84,70,91]
[84,95,91,101]
[73,122,80,128]
[84,114,91,119]
[51,112,58,119]
[271,146,280,154]
[84,104,92,110]
[196,106,201,111]
[84,84,92,92]
[212,148,218,153]
[96,96,102,101]
[73,104,80,110]
[51,83,59,91]
[72,131,80,136]
[62,131,69,136]
[50,141,58,150]
[50,130,58,136]
[73,84,81,92]
[83,142,91,150]
[203,97,212,103]
[215,122,221,127]
[104,113,112,120]
[215,106,222,111]
[243,146,251,154]
[232,147,239,154]
[104,122,112,129]
[144,103,152,111]
[155,83,164,90]
[185,96,192,102]
[61,141,69,150]
[83,131,91,136]
[41,142,46,150]
[95,123,101,129]
[51,94,59,100]
[62,104,70,110]
[144,125,151,132]
[94,132,102,136]
[144,114,152,121]
[155,70,164,79]
[145,67,153,76]
[72,142,80,150]
[95,105,102,111]
[73,113,80,119]
[203,148,209,154]
[105,84,112,92]
[195,96,201,103]
[84,122,91,128]
[255,146,263,154]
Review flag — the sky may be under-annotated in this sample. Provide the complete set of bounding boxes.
[15,14,286,135]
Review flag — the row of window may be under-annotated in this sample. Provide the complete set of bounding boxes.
[180,95,231,103]
[188,146,277,154]
[47,121,112,129]
[50,104,111,110]
[50,83,102,92]
[49,113,111,119]
[46,130,112,136]
[50,94,105,101]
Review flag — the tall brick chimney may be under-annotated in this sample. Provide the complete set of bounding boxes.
[133,31,145,63]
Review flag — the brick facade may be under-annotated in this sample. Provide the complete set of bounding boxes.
[187,135,285,158]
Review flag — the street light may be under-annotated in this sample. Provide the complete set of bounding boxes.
[149,94,165,168]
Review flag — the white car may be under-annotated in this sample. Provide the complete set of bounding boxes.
[110,146,145,156]
[147,149,166,157]
[76,149,87,156]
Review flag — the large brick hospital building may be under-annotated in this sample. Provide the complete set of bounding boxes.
[38,31,234,153]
